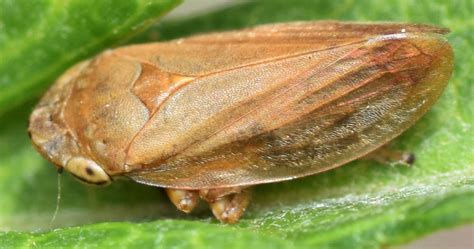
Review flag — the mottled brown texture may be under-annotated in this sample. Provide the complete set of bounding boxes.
[29,21,453,221]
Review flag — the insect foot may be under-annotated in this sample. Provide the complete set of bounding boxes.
[200,188,251,224]
[165,188,200,213]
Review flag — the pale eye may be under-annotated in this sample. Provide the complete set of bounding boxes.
[65,157,112,185]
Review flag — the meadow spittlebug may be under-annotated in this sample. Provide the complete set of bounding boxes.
[29,21,453,223]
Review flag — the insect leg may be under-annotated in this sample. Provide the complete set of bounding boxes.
[363,145,415,166]
[199,187,245,201]
[165,188,200,213]
[200,187,251,224]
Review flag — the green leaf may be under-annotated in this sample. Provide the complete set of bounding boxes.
[0,0,472,248]
[0,0,182,116]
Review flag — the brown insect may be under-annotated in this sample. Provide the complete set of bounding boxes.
[28,21,453,223]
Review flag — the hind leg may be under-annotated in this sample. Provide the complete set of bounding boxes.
[364,145,415,166]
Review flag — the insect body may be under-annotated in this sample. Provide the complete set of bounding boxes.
[28,21,453,223]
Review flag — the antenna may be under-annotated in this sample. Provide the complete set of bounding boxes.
[49,168,63,226]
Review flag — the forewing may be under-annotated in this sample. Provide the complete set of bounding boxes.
[125,23,453,189]
[115,21,448,76]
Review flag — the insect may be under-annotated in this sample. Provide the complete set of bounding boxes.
[28,21,453,223]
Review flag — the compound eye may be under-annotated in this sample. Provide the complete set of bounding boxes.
[65,157,112,186]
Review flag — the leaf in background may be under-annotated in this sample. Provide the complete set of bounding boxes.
[0,0,181,116]
[0,0,472,248]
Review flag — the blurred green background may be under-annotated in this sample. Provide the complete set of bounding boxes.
[0,0,472,248]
